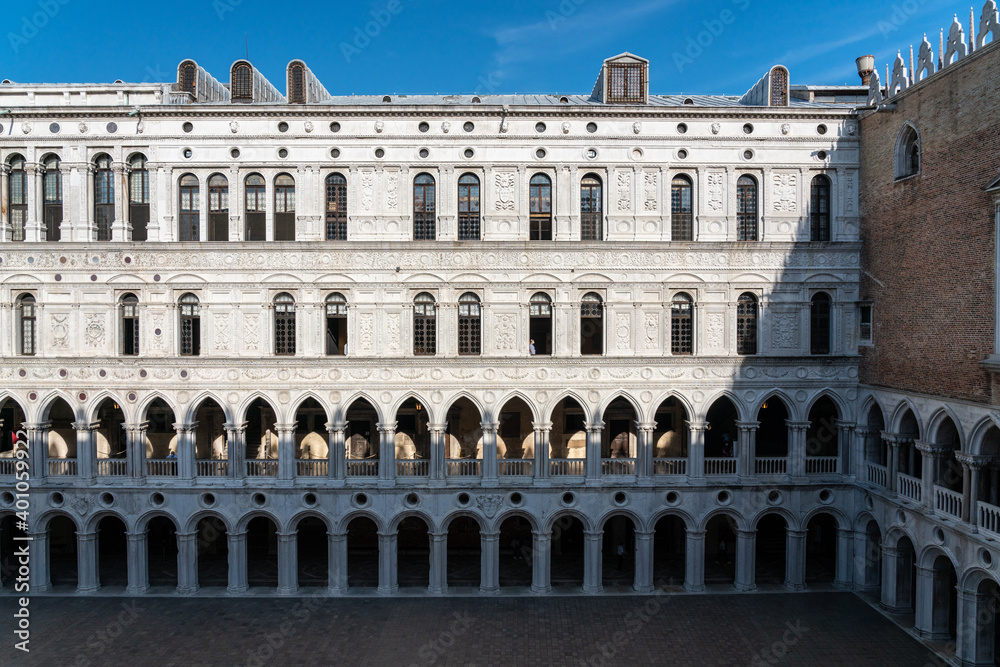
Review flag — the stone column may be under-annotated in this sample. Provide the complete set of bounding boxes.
[684,529,706,592]
[328,532,348,594]
[276,531,298,595]
[377,531,398,595]
[583,530,603,593]
[736,420,759,479]
[176,531,199,594]
[125,530,149,594]
[532,421,551,483]
[687,421,708,482]
[784,529,807,591]
[227,531,248,594]
[787,420,810,480]
[734,530,756,592]
[275,422,296,483]
[327,421,346,484]
[884,433,900,492]
[636,421,656,482]
[957,453,990,528]
[836,420,855,477]
[531,529,551,594]
[25,422,48,481]
[917,441,949,512]
[0,164,9,240]
[955,588,992,666]
[74,421,97,483]
[225,422,247,481]
[481,531,500,595]
[378,422,397,487]
[481,421,499,487]
[125,422,148,480]
[77,530,100,593]
[880,545,913,613]
[585,422,604,485]
[914,565,953,639]
[112,162,127,241]
[429,531,448,594]
[25,163,43,241]
[29,530,51,593]
[834,527,853,590]
[633,530,655,593]
[174,422,196,481]
[83,163,96,241]
[428,422,447,486]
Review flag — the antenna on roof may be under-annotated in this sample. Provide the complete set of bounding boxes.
[245,33,249,61]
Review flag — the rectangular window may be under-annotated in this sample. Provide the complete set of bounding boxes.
[859,303,873,345]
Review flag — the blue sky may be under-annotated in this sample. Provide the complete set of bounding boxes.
[1,0,976,95]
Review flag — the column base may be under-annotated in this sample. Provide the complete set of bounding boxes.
[78,584,101,595]
[227,585,248,595]
[428,585,446,595]
[126,584,149,595]
[879,602,913,614]
[177,585,198,595]
[480,586,500,595]
[377,584,398,595]
[530,584,551,595]
[277,585,299,596]
[783,581,807,592]
[733,582,756,592]
[916,629,953,641]
[633,584,655,594]
[683,583,706,593]
[582,584,603,594]
[32,583,52,594]
[328,585,349,595]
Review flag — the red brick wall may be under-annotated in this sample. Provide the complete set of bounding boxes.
[859,43,1000,405]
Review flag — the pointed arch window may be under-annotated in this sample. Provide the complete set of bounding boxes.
[529,293,553,355]
[129,154,150,241]
[7,155,26,242]
[120,294,139,356]
[288,62,306,104]
[325,293,348,356]
[274,293,296,356]
[671,293,693,355]
[810,292,832,355]
[581,292,603,355]
[232,62,253,102]
[178,174,200,242]
[457,173,481,241]
[581,174,603,241]
[274,174,295,241]
[530,174,553,240]
[458,293,482,355]
[736,175,758,241]
[244,174,266,241]
[17,294,36,356]
[413,293,436,355]
[671,175,693,241]
[325,173,347,240]
[413,174,436,240]
[208,174,229,241]
[736,293,758,355]
[895,124,921,179]
[94,154,114,241]
[179,61,197,95]
[42,155,62,242]
[179,293,200,356]
[810,175,831,242]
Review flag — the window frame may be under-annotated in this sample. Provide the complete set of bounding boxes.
[120,293,140,356]
[325,292,348,356]
[93,154,115,241]
[457,292,482,356]
[858,301,874,346]
[273,173,296,241]
[178,173,200,242]
[232,62,253,102]
[529,292,553,356]
[179,293,201,356]
[580,292,604,356]
[671,292,694,355]
[273,292,296,356]
[736,175,758,242]
[208,173,229,242]
[580,174,603,241]
[128,154,150,242]
[17,294,36,356]
[413,292,437,355]
[457,173,481,241]
[810,292,832,355]
[670,174,694,241]
[7,155,27,242]
[529,173,553,241]
[42,155,62,242]
[810,174,832,242]
[244,173,266,241]
[325,173,348,241]
[736,292,758,355]
[413,174,436,241]
[894,123,921,180]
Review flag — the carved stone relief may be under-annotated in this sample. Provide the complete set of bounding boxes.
[771,174,798,212]
[771,313,799,349]
[617,172,632,212]
[707,173,724,212]
[706,313,725,349]
[495,172,515,211]
[643,173,657,212]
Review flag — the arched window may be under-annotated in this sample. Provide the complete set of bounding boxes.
[325,173,347,241]
[179,293,200,356]
[94,154,114,241]
[7,155,26,242]
[288,61,306,104]
[529,293,553,356]
[274,174,295,241]
[129,154,150,241]
[529,174,553,240]
[325,293,347,356]
[457,173,481,241]
[120,293,139,356]
[581,292,603,355]
[42,155,62,242]
[810,292,832,355]
[581,174,603,241]
[413,293,436,355]
[458,293,481,355]
[736,293,758,355]
[895,124,920,179]
[671,293,693,355]
[736,175,758,241]
[671,175,693,241]
[810,175,831,242]
[274,293,296,356]
[17,294,36,356]
[178,174,200,242]
[179,61,197,95]
[770,66,789,106]
[232,62,253,102]
[413,174,436,240]
[208,174,229,241]
[244,174,266,241]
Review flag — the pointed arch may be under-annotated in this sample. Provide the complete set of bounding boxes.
[972,418,1000,455]
[441,392,486,422]
[85,391,132,423]
[237,393,282,424]
[804,389,851,424]
[493,390,542,423]
[541,390,593,424]
[750,389,799,422]
[136,393,181,422]
[926,406,966,449]
[337,391,384,424]
[646,391,695,424]
[700,389,747,422]
[38,391,82,423]
[290,392,332,423]
[388,392,436,424]
[891,400,923,438]
[183,392,233,424]
[596,391,643,423]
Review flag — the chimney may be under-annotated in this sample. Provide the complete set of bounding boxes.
[856,55,875,85]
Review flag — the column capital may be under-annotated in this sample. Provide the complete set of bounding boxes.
[531,421,553,432]
[376,422,397,434]
[326,421,347,434]
[786,529,808,539]
[224,421,248,434]
[585,422,605,433]
[273,423,297,435]
[174,421,199,435]
[635,421,657,432]
[914,440,953,457]
[735,420,760,431]
[124,421,150,435]
[73,421,100,432]
[834,419,857,431]
[736,529,756,539]
[955,452,991,470]
[479,421,499,433]
[685,420,709,432]
[23,421,51,432]
[785,420,811,431]
[427,422,448,434]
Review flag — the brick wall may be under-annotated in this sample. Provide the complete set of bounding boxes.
[859,42,1000,405]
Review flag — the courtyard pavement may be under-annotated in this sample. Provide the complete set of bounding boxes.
[0,592,938,666]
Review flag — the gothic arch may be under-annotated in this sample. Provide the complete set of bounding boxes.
[492,391,542,423]
[542,390,594,425]
[645,391,695,425]
[804,389,851,424]
[388,392,436,424]
[182,392,234,424]
[85,391,132,423]
[137,393,181,423]
[336,391,385,424]
[750,389,800,422]
[700,390,747,423]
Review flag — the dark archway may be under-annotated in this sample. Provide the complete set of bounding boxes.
[890,535,916,613]
[94,399,126,475]
[652,515,686,587]
[704,515,737,586]
[497,397,534,476]
[498,515,533,588]
[345,399,379,477]
[973,578,1000,665]
[346,516,379,588]
[898,409,921,479]
[549,397,587,475]
[756,397,789,457]
[755,514,787,586]
[144,399,177,474]
[806,514,837,585]
[294,399,329,477]
[806,397,840,473]
[1,515,21,587]
[0,398,27,460]
[550,515,585,589]
[446,517,481,589]
[397,517,430,589]
[192,398,227,475]
[861,520,882,592]
[296,517,328,588]
[97,516,128,589]
[146,517,178,588]
[48,515,78,588]
[444,398,480,477]
[47,398,77,466]
[652,398,688,475]
[196,516,228,589]
[245,399,278,476]
[601,515,636,588]
[601,398,637,475]
[926,555,958,641]
[246,516,278,589]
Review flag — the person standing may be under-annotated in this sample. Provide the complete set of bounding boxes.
[529,339,536,355]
